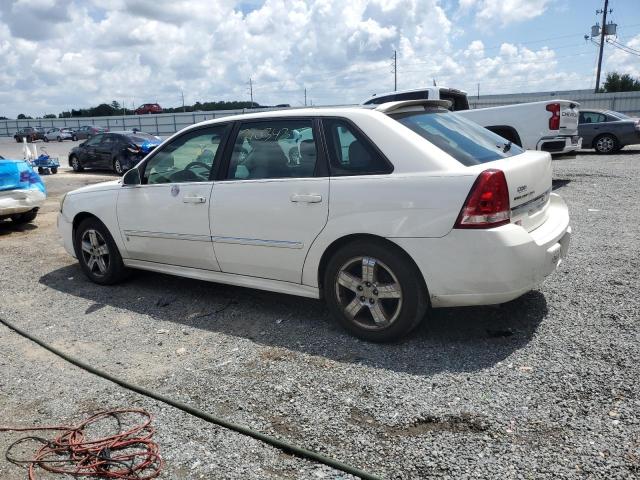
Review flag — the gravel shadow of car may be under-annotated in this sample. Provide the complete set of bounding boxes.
[40,265,547,376]
[0,221,37,236]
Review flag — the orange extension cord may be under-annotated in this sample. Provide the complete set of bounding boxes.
[0,409,162,479]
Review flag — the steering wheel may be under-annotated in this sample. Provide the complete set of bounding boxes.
[184,161,210,171]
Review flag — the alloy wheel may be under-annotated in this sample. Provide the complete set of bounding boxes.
[71,157,79,170]
[334,256,403,330]
[80,229,110,277]
[114,159,123,175]
[596,136,614,153]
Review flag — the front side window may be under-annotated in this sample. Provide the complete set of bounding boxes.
[226,120,317,180]
[392,110,524,166]
[143,126,227,184]
[322,119,392,175]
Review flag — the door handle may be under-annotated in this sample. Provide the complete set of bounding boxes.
[183,196,206,204]
[290,194,322,203]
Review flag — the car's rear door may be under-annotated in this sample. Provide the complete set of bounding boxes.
[209,118,329,283]
[79,134,104,168]
[117,124,230,270]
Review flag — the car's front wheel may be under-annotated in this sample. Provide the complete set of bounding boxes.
[74,218,128,285]
[594,134,619,154]
[324,240,428,342]
[44,136,49,143]
[70,155,83,172]
[72,135,77,141]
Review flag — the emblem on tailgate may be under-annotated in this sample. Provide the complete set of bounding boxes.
[517,185,527,193]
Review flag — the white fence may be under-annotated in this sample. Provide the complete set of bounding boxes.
[0,108,285,138]
[3,89,640,137]
[469,89,640,115]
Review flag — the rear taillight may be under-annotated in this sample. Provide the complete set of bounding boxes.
[546,103,560,130]
[454,169,510,229]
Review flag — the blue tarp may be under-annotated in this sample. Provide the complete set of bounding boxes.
[0,159,46,194]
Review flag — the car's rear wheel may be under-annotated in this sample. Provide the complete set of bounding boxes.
[594,134,619,154]
[51,167,58,174]
[74,218,128,285]
[113,157,125,175]
[70,155,83,172]
[11,208,38,224]
[72,135,77,141]
[324,240,428,342]
[14,137,20,143]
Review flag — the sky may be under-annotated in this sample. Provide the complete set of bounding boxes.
[0,0,639,118]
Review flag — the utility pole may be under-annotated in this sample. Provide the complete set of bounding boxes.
[477,83,480,100]
[595,0,609,93]
[181,90,185,112]
[392,50,397,91]
[304,88,307,106]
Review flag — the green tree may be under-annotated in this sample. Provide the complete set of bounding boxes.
[17,113,33,119]
[601,72,640,92]
[43,113,57,119]
[110,100,121,110]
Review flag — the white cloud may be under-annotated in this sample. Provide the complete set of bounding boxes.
[462,0,550,27]
[0,0,590,118]
[604,34,640,79]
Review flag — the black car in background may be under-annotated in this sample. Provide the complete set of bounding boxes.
[68,131,161,175]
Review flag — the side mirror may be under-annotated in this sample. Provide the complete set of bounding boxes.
[123,168,141,185]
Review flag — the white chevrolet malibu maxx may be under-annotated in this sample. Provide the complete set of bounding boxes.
[58,100,570,342]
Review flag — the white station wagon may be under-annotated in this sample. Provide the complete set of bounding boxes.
[58,100,571,341]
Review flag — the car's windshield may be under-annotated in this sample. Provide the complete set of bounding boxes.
[606,110,630,120]
[390,109,524,166]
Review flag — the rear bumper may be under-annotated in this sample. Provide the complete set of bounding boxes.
[0,189,45,217]
[392,193,571,308]
[537,135,581,154]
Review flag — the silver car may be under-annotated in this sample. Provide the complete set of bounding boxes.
[43,127,75,142]
[578,109,640,154]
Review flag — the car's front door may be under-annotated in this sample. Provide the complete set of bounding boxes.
[210,118,329,283]
[116,125,229,270]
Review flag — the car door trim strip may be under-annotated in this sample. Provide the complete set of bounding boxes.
[123,230,211,242]
[212,236,303,249]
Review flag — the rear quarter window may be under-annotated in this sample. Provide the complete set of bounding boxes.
[391,110,524,166]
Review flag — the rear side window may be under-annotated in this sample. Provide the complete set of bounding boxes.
[392,110,524,166]
[322,119,392,175]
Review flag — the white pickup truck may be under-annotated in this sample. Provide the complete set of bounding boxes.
[362,87,582,154]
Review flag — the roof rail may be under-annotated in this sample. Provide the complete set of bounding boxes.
[374,99,452,113]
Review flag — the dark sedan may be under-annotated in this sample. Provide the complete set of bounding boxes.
[74,125,109,140]
[578,109,640,154]
[68,131,161,175]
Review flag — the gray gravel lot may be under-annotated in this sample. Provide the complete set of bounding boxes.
[0,146,639,479]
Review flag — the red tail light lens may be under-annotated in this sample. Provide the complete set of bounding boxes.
[454,169,510,229]
[546,103,560,130]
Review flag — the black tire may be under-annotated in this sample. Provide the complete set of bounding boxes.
[74,217,128,285]
[37,167,44,174]
[51,167,58,174]
[57,136,62,142]
[15,137,20,143]
[44,137,49,143]
[11,208,38,224]
[72,135,77,141]
[324,239,428,342]
[593,134,619,154]
[113,157,125,176]
[70,155,83,172]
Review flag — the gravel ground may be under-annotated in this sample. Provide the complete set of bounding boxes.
[0,147,639,479]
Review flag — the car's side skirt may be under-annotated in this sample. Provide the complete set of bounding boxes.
[123,259,321,299]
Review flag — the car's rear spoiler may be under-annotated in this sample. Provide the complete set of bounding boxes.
[374,99,453,114]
